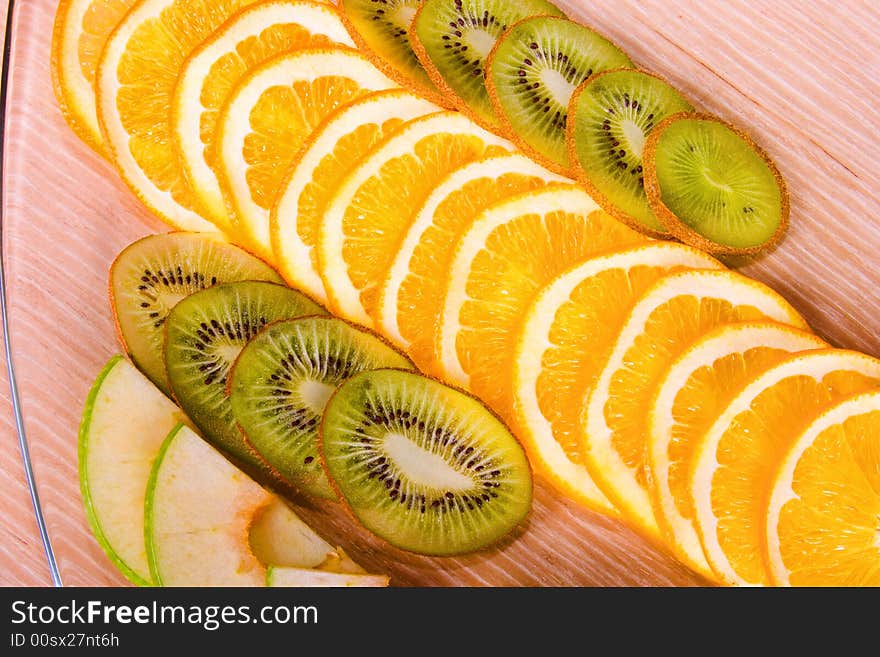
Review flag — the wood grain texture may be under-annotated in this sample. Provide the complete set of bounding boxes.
[1,0,877,587]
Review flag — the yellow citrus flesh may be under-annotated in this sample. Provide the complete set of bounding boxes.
[691,350,880,586]
[436,184,647,419]
[52,0,137,156]
[216,47,396,260]
[173,0,352,231]
[583,270,809,540]
[647,322,826,578]
[512,244,722,514]
[318,111,512,327]
[377,154,564,371]
[271,90,437,304]
[97,0,262,231]
[766,391,880,586]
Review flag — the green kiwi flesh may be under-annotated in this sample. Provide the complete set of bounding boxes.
[164,281,323,479]
[229,316,414,499]
[321,369,532,555]
[412,0,564,128]
[488,16,632,171]
[110,232,282,397]
[569,69,693,234]
[645,113,788,252]
[340,0,441,99]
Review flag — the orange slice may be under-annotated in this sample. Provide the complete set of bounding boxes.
[51,0,137,156]
[377,154,565,371]
[173,1,352,232]
[647,322,826,579]
[511,243,722,514]
[97,0,262,231]
[216,47,397,260]
[271,90,438,305]
[436,184,646,417]
[583,269,809,540]
[691,349,880,586]
[317,111,512,327]
[766,390,880,586]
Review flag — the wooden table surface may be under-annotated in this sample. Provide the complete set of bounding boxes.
[1,0,878,586]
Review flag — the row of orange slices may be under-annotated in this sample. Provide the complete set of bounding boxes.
[52,0,880,586]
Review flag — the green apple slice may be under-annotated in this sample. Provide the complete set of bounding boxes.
[145,424,349,586]
[79,355,190,586]
[267,567,389,588]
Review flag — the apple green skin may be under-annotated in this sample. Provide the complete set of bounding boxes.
[78,355,154,587]
[143,422,186,587]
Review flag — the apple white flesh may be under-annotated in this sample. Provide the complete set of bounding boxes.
[145,424,352,586]
[78,355,190,586]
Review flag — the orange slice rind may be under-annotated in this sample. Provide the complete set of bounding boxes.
[317,110,513,327]
[647,322,826,579]
[765,390,880,587]
[215,47,397,259]
[691,349,880,586]
[376,153,565,369]
[512,243,722,514]
[173,0,353,231]
[271,89,438,305]
[583,269,809,540]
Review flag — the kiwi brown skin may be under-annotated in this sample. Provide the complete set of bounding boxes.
[565,68,684,239]
[316,367,533,556]
[643,111,790,256]
[486,16,630,179]
[337,2,453,109]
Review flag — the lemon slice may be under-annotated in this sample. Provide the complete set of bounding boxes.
[51,0,137,156]
[271,89,438,304]
[97,0,261,231]
[511,243,721,514]
[173,0,353,232]
[647,322,825,578]
[376,154,564,370]
[216,47,397,260]
[766,390,880,586]
[583,269,809,540]
[435,184,645,417]
[317,111,512,327]
[691,349,880,585]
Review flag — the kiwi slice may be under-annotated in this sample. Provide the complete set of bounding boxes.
[110,232,282,397]
[340,0,446,105]
[229,316,414,499]
[568,69,694,236]
[411,0,564,129]
[320,369,532,555]
[644,112,789,254]
[486,16,632,174]
[164,281,323,479]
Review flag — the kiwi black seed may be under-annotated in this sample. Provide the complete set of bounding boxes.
[411,0,564,129]
[229,316,414,499]
[320,369,532,555]
[487,15,632,174]
[109,232,282,396]
[568,68,694,236]
[643,112,789,255]
[164,281,323,480]
[340,0,446,104]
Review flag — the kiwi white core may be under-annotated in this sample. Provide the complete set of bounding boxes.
[541,68,577,107]
[466,29,497,59]
[299,379,336,414]
[395,4,418,26]
[622,119,646,158]
[217,343,245,365]
[382,432,472,490]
